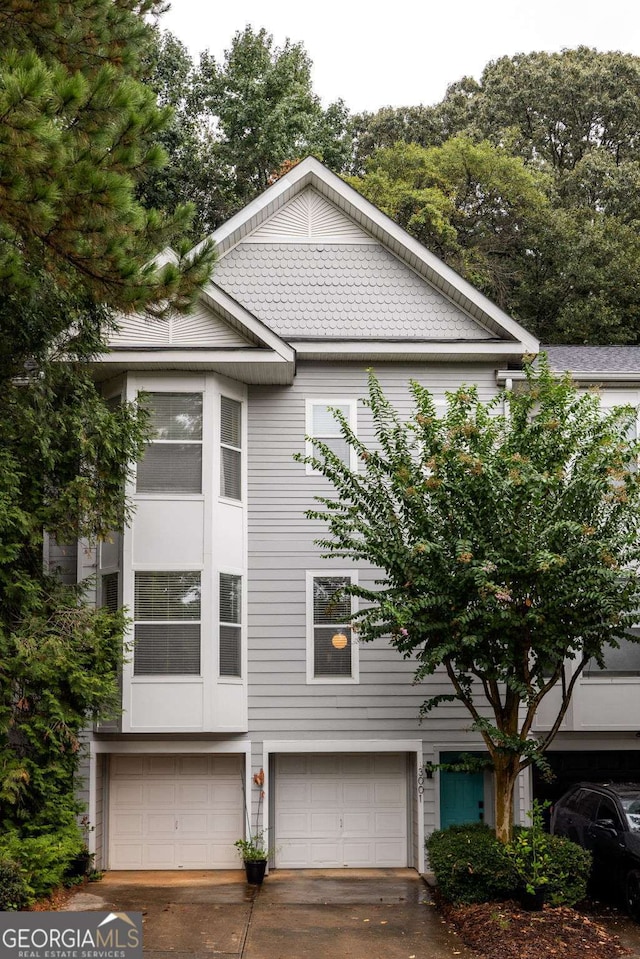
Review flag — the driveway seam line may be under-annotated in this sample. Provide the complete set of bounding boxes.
[238,885,260,958]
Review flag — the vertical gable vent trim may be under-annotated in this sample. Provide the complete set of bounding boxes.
[244,189,376,244]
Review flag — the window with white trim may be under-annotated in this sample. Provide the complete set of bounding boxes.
[136,393,203,493]
[219,573,242,677]
[305,400,357,474]
[220,396,242,500]
[307,573,358,682]
[133,571,201,675]
[585,628,640,677]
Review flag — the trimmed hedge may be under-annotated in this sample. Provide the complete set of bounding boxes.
[426,823,592,906]
[0,860,30,911]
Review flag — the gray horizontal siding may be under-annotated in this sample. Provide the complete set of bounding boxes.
[247,360,500,749]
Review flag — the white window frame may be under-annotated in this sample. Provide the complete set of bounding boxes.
[135,391,204,496]
[133,570,202,677]
[306,570,359,684]
[219,395,243,502]
[305,399,358,475]
[218,569,243,681]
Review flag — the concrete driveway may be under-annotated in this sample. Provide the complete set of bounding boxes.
[67,868,473,958]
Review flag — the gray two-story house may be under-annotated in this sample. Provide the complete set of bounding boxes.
[74,157,640,872]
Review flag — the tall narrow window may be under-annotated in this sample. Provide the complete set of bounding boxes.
[220,396,242,500]
[305,400,357,473]
[133,572,201,675]
[219,573,242,677]
[101,572,119,614]
[136,393,203,493]
[309,575,355,680]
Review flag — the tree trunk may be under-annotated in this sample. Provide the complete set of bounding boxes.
[493,757,520,844]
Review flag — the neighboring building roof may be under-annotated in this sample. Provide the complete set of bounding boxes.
[543,345,640,374]
[213,242,493,341]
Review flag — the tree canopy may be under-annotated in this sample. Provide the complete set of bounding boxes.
[299,363,640,841]
[0,0,211,844]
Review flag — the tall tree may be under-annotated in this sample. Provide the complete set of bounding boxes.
[0,0,212,850]
[142,26,352,234]
[298,363,640,842]
[349,137,551,314]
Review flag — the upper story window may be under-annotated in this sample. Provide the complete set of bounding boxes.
[136,393,203,494]
[133,571,201,676]
[305,400,357,474]
[584,628,640,678]
[219,572,242,678]
[220,396,242,500]
[307,572,358,683]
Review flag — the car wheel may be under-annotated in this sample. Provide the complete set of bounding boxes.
[624,870,640,921]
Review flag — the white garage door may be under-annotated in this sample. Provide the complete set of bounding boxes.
[109,754,244,869]
[275,753,408,868]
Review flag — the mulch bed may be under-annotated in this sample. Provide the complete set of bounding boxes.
[439,898,630,959]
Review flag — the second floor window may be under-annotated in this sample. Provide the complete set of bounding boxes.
[133,571,201,676]
[308,574,357,681]
[136,392,203,494]
[219,573,242,677]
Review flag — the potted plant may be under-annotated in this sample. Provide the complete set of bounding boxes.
[234,834,268,885]
[235,768,271,884]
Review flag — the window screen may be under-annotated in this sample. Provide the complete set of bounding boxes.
[134,571,201,675]
[136,393,203,493]
[220,396,242,500]
[313,576,352,678]
[219,573,242,677]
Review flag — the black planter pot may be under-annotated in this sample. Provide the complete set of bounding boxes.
[519,887,545,911]
[244,859,267,885]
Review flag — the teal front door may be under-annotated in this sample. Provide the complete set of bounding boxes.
[439,752,486,829]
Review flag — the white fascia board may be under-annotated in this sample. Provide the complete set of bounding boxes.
[496,369,640,384]
[99,348,290,366]
[201,282,296,363]
[191,157,539,353]
[293,340,534,360]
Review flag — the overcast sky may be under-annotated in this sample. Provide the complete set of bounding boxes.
[161,0,640,113]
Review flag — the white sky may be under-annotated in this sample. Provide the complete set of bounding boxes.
[161,0,640,113]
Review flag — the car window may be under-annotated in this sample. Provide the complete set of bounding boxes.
[620,796,640,832]
[596,797,623,829]
[574,789,601,820]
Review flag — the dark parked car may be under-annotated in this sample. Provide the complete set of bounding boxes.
[551,781,640,919]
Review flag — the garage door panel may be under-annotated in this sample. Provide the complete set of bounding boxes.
[112,813,143,836]
[109,754,243,869]
[275,752,408,868]
[148,757,178,776]
[111,782,144,805]
[147,814,176,835]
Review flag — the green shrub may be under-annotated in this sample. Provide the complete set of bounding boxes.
[426,824,518,904]
[0,860,30,910]
[426,822,592,906]
[0,824,84,899]
[519,832,592,906]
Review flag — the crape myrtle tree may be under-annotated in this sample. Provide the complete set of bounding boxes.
[0,0,214,840]
[298,361,640,842]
